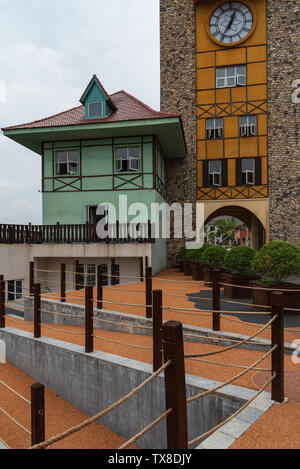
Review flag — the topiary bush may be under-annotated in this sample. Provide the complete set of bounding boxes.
[201,245,227,269]
[224,246,256,277]
[252,240,300,285]
[178,247,187,260]
[185,243,211,263]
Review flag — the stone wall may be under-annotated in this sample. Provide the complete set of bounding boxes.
[267,0,300,245]
[160,0,197,264]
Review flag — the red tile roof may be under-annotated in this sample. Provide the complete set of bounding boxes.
[2,90,180,131]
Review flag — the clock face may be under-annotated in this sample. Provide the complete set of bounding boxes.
[209,2,253,44]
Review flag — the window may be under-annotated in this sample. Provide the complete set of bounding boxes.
[113,264,120,285]
[88,102,103,118]
[115,146,141,173]
[216,65,246,88]
[77,263,109,287]
[56,150,79,175]
[239,116,257,137]
[7,280,23,302]
[209,160,222,186]
[242,158,255,185]
[206,118,223,139]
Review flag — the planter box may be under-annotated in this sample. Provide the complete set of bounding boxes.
[179,260,184,273]
[222,273,255,299]
[192,263,204,281]
[184,261,193,277]
[203,267,213,287]
[251,281,300,315]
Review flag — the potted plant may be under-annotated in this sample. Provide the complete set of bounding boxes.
[223,246,256,298]
[184,249,196,276]
[251,240,300,314]
[201,245,227,286]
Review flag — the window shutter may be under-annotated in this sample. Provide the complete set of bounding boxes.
[255,157,262,185]
[236,159,243,186]
[202,160,209,188]
[222,159,228,187]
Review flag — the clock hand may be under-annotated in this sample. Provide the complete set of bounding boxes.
[224,9,237,33]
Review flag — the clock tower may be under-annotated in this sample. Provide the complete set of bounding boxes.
[161,0,300,261]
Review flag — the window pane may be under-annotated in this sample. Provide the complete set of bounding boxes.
[68,151,79,162]
[89,102,103,117]
[209,160,221,173]
[68,162,78,174]
[239,117,247,126]
[216,68,225,78]
[116,147,127,159]
[130,158,139,171]
[101,264,108,286]
[128,147,140,159]
[56,151,67,163]
[237,66,246,75]
[57,163,68,175]
[87,264,96,286]
[226,67,236,77]
[227,77,236,87]
[242,158,255,171]
[7,281,14,301]
[16,280,22,299]
[216,78,225,88]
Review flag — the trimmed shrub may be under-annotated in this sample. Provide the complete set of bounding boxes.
[201,245,227,269]
[178,247,187,260]
[252,240,300,284]
[224,246,256,277]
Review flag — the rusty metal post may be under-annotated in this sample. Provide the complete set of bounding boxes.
[153,290,163,372]
[145,267,153,319]
[85,286,94,353]
[34,284,41,339]
[0,277,5,329]
[212,269,221,332]
[163,321,188,449]
[271,291,285,403]
[97,265,103,310]
[30,261,35,297]
[61,263,66,303]
[31,383,45,446]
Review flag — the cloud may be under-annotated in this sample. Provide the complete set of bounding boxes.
[0,178,22,190]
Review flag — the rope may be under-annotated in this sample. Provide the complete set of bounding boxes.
[163,305,271,315]
[41,310,85,319]
[93,334,152,350]
[103,286,145,294]
[186,357,270,372]
[220,314,272,329]
[102,299,150,308]
[285,307,300,312]
[188,373,276,447]
[153,278,198,284]
[183,331,269,348]
[40,324,85,336]
[92,316,153,331]
[0,406,31,435]
[0,379,31,405]
[221,298,271,309]
[28,360,171,450]
[118,409,172,449]
[186,346,275,404]
[6,316,33,325]
[184,315,277,359]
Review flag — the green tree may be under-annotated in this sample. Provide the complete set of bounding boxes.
[213,217,240,244]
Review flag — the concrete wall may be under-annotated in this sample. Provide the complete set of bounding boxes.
[0,327,269,449]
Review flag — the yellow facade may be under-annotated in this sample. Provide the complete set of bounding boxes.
[196,0,268,205]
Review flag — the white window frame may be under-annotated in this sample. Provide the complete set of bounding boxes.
[206,118,223,140]
[216,66,247,89]
[242,159,255,185]
[56,150,80,176]
[239,116,257,137]
[76,262,120,288]
[209,161,222,187]
[88,101,104,118]
[115,146,141,173]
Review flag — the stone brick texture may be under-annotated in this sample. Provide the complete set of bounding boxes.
[160,0,197,265]
[267,0,300,245]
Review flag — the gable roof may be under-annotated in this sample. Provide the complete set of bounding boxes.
[2,89,180,131]
[79,74,116,110]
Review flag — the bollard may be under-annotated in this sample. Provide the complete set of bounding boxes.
[153,290,163,372]
[75,260,80,291]
[271,291,284,403]
[145,267,153,319]
[85,286,94,353]
[163,321,188,449]
[34,284,41,339]
[212,269,221,331]
[31,383,45,446]
[29,261,35,297]
[140,257,144,282]
[111,258,116,287]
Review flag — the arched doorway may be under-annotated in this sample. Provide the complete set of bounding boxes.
[204,204,267,250]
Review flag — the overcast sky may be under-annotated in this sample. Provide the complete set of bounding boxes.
[0,0,160,224]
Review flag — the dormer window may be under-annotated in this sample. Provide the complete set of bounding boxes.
[88,102,103,118]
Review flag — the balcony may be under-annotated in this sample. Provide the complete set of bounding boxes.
[0,222,155,245]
